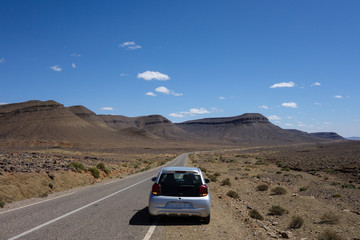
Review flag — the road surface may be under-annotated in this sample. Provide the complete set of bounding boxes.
[0,153,188,240]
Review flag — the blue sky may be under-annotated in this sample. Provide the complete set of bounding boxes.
[1,0,359,137]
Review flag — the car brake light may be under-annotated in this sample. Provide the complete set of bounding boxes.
[152,183,161,195]
[199,184,208,196]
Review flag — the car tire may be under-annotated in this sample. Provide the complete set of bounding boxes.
[202,215,210,224]
[149,214,156,222]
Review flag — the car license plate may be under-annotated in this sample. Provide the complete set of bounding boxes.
[168,202,192,208]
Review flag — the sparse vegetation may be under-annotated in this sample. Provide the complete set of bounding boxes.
[47,172,55,180]
[221,178,231,186]
[317,230,344,240]
[207,174,218,182]
[320,212,341,224]
[299,186,308,191]
[88,167,100,178]
[289,215,304,229]
[67,162,85,173]
[96,162,111,175]
[268,205,287,216]
[226,190,239,199]
[0,200,5,208]
[249,209,264,220]
[48,183,54,189]
[271,186,287,195]
[332,193,342,198]
[256,184,269,191]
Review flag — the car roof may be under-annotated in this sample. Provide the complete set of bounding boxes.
[160,166,200,173]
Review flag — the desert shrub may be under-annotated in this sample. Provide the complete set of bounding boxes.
[221,178,231,186]
[332,193,342,198]
[341,183,355,189]
[207,174,218,182]
[269,205,287,216]
[299,187,308,192]
[249,209,264,220]
[0,200,5,208]
[96,162,111,175]
[281,167,290,172]
[288,215,304,229]
[47,172,55,180]
[214,172,221,177]
[317,230,344,240]
[325,169,336,174]
[271,186,287,195]
[256,184,269,192]
[88,167,100,178]
[48,183,54,189]
[226,190,239,199]
[276,161,283,167]
[320,212,341,224]
[276,171,282,174]
[39,192,48,198]
[67,162,85,173]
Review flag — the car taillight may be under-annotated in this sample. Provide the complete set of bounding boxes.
[152,183,161,195]
[199,184,208,196]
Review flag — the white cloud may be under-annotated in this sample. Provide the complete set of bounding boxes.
[0,58,6,63]
[218,96,226,100]
[155,86,183,96]
[270,81,295,88]
[101,107,114,111]
[285,123,293,127]
[268,115,281,120]
[315,102,321,106]
[334,95,343,99]
[145,92,157,97]
[72,63,76,68]
[259,105,269,110]
[282,102,298,108]
[0,102,8,105]
[169,107,221,118]
[120,73,127,77]
[138,71,170,81]
[119,41,142,50]
[311,82,321,87]
[70,53,81,57]
[50,65,62,72]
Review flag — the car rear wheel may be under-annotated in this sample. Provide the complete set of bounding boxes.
[202,214,210,224]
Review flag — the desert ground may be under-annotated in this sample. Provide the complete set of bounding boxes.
[1,141,359,240]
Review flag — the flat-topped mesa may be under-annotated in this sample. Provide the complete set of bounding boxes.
[178,113,269,125]
[135,115,173,127]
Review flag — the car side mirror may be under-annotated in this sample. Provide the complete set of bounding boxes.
[151,177,157,182]
[205,179,210,183]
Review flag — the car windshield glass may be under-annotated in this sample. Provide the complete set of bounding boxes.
[159,173,202,197]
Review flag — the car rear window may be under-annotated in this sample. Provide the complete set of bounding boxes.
[159,173,202,197]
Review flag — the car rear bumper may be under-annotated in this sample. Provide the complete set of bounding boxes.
[148,194,211,218]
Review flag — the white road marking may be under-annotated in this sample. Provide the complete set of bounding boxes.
[8,177,152,240]
[0,192,75,216]
[143,224,157,240]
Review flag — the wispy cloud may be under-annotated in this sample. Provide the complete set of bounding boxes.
[218,96,226,100]
[119,41,142,50]
[120,73,127,77]
[0,58,6,63]
[138,71,170,81]
[334,95,343,99]
[259,105,269,110]
[270,81,295,88]
[282,102,298,108]
[155,86,183,96]
[268,115,281,120]
[72,63,76,68]
[311,82,321,87]
[70,53,81,57]
[169,107,216,118]
[50,65,62,72]
[145,92,157,97]
[101,107,114,111]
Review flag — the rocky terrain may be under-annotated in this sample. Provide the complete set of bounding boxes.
[160,142,360,240]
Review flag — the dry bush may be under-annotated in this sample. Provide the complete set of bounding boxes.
[271,186,287,195]
[268,205,288,216]
[221,178,231,186]
[320,212,341,224]
[226,190,239,199]
[256,184,269,191]
[289,215,304,229]
[249,209,264,220]
[317,230,344,240]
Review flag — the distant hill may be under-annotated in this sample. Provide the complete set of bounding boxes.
[347,137,360,141]
[176,113,324,144]
[0,100,342,149]
[309,132,344,140]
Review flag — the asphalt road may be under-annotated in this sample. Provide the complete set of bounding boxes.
[0,153,188,240]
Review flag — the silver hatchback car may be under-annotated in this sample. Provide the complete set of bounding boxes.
[148,166,211,224]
